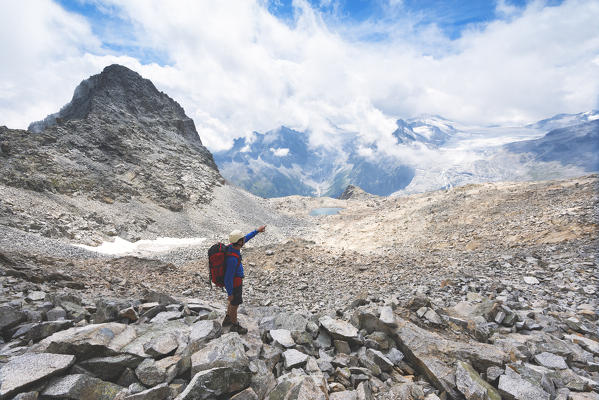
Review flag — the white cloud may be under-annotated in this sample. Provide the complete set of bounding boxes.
[1,0,598,160]
[271,147,290,156]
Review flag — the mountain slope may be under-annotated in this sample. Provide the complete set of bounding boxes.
[505,119,599,171]
[1,64,223,211]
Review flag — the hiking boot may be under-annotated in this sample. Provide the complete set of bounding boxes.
[230,323,248,335]
[222,314,232,327]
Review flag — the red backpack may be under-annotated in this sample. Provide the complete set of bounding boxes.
[208,243,240,288]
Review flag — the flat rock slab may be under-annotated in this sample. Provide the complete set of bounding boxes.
[319,316,359,342]
[498,373,550,400]
[283,349,309,369]
[270,329,295,348]
[533,352,568,369]
[78,354,143,381]
[175,367,251,400]
[33,323,137,359]
[0,353,75,399]
[150,311,182,324]
[124,382,170,400]
[42,374,124,399]
[391,316,508,399]
[455,361,501,400]
[191,333,249,375]
[188,320,222,353]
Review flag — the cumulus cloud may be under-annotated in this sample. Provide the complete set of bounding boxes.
[1,0,598,159]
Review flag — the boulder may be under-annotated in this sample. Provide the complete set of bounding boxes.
[150,311,182,324]
[11,320,73,343]
[249,359,276,400]
[533,352,568,370]
[230,387,259,400]
[60,301,90,322]
[0,305,26,333]
[379,306,396,327]
[366,348,394,372]
[121,320,190,358]
[270,329,295,348]
[135,355,183,386]
[11,391,39,400]
[283,349,309,369]
[118,307,138,322]
[455,361,501,400]
[94,300,121,323]
[191,332,249,375]
[0,353,75,399]
[188,320,222,354]
[498,373,550,400]
[143,289,177,305]
[175,367,251,400]
[143,333,179,358]
[268,374,326,400]
[46,307,67,321]
[78,354,144,382]
[356,381,374,400]
[330,391,358,400]
[33,323,137,360]
[124,382,170,400]
[319,316,359,343]
[391,316,507,398]
[41,374,124,399]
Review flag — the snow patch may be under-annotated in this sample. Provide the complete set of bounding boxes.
[75,237,206,256]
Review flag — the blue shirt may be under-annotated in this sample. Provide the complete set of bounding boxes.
[224,230,258,296]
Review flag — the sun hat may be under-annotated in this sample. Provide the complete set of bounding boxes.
[229,230,244,244]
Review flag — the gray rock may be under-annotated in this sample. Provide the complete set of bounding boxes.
[11,391,39,400]
[523,276,539,285]
[330,391,358,400]
[121,320,190,358]
[143,289,177,306]
[60,301,90,322]
[78,354,144,382]
[25,291,46,302]
[270,329,295,348]
[135,355,183,386]
[356,381,373,400]
[175,367,251,400]
[150,311,182,324]
[268,374,326,400]
[0,353,75,398]
[386,348,405,366]
[334,340,351,354]
[94,299,121,323]
[283,349,309,369]
[379,306,396,327]
[41,374,124,399]
[319,316,359,343]
[191,332,249,375]
[249,359,276,400]
[564,334,599,356]
[230,387,259,400]
[124,382,170,400]
[534,352,568,369]
[119,307,139,322]
[486,366,504,382]
[455,361,501,400]
[366,348,394,372]
[34,322,137,359]
[316,329,332,349]
[11,320,73,343]
[188,320,222,354]
[143,333,179,358]
[392,316,507,398]
[498,373,550,400]
[46,307,67,321]
[0,305,26,332]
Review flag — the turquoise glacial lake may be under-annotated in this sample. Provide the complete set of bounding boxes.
[309,207,343,216]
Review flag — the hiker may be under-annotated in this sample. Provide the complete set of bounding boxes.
[222,225,266,334]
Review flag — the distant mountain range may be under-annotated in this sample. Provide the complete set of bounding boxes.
[215,111,599,198]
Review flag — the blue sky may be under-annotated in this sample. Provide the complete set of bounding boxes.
[0,0,597,152]
[53,0,554,65]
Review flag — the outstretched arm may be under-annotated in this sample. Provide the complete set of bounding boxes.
[244,225,266,243]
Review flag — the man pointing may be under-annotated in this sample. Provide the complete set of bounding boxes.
[222,225,266,334]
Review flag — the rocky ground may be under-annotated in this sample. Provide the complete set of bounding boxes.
[1,174,598,399]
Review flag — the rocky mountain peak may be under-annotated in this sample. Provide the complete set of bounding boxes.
[28,64,202,148]
[3,65,223,214]
[338,184,377,200]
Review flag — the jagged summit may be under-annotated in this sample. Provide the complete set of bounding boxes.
[28,64,202,148]
[1,65,223,214]
[338,184,377,200]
